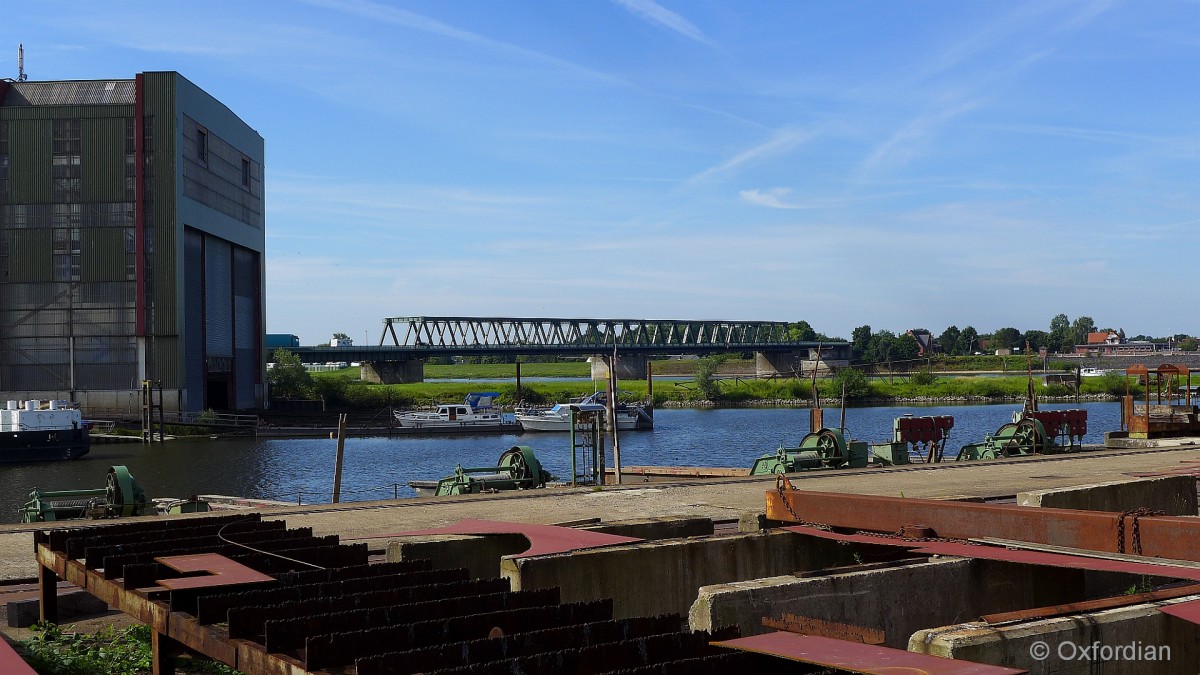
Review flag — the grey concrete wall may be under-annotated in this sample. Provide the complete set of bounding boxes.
[386,534,529,579]
[361,360,424,384]
[1017,475,1198,515]
[589,355,648,380]
[690,558,1084,649]
[502,530,857,620]
[754,350,847,377]
[910,595,1200,674]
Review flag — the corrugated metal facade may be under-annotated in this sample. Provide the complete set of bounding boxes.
[81,117,127,201]
[0,73,264,411]
[7,119,52,202]
[1,81,136,107]
[233,246,258,409]
[6,229,52,282]
[183,229,205,410]
[203,236,233,358]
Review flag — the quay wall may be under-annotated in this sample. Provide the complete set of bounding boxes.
[501,529,857,620]
[689,557,1085,649]
[910,596,1200,674]
[1017,475,1198,515]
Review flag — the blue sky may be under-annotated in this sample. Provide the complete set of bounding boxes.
[11,1,1199,345]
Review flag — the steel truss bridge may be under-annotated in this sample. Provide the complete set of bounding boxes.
[289,316,847,362]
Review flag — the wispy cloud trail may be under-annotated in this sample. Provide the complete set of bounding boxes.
[612,0,717,47]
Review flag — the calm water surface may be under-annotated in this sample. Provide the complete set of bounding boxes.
[0,401,1122,523]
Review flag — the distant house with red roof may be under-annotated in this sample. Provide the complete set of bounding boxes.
[906,329,934,356]
[1075,331,1163,356]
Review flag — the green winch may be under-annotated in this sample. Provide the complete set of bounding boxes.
[750,428,869,474]
[20,465,147,523]
[427,446,554,496]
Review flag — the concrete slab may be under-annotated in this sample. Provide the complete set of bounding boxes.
[503,529,857,620]
[910,595,1200,674]
[690,557,1085,649]
[1017,475,1198,515]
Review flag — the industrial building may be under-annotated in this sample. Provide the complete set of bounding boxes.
[0,71,265,413]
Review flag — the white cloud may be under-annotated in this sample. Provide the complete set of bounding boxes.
[687,128,818,184]
[739,188,803,209]
[612,0,716,47]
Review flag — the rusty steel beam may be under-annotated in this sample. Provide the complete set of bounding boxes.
[981,584,1200,624]
[767,487,1200,560]
[762,613,885,645]
[786,525,1200,625]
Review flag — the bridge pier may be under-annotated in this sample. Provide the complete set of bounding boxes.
[361,360,424,384]
[756,347,850,378]
[590,354,648,381]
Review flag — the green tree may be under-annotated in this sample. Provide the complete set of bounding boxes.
[956,326,979,355]
[1022,330,1049,352]
[851,325,872,360]
[938,326,961,355]
[1179,337,1199,352]
[832,367,872,399]
[693,355,727,400]
[268,348,314,399]
[1071,316,1096,346]
[893,333,921,360]
[332,332,349,339]
[862,330,891,364]
[788,321,818,342]
[991,327,1021,350]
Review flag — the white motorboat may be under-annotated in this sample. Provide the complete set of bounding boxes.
[1079,367,1109,377]
[516,392,649,432]
[393,392,518,429]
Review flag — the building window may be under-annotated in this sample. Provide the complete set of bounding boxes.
[197,128,208,163]
[52,227,81,281]
[241,158,251,188]
[52,119,82,203]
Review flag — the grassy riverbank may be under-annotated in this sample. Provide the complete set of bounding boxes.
[302,359,1129,409]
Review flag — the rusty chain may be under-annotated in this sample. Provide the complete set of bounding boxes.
[1117,507,1165,556]
[772,474,979,545]
[773,474,830,531]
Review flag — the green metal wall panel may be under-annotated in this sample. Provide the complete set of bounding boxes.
[81,228,126,282]
[82,118,127,202]
[142,74,181,389]
[6,229,52,282]
[155,335,180,388]
[7,119,52,203]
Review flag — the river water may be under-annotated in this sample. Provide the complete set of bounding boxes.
[1,401,1123,524]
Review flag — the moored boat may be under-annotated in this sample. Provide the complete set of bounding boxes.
[393,392,518,429]
[516,391,651,432]
[0,399,90,463]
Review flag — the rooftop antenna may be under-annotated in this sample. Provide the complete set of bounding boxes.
[17,43,28,81]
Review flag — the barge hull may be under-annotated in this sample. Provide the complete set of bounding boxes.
[0,429,90,463]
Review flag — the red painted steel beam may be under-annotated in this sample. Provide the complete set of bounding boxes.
[766,488,1200,560]
[0,637,39,675]
[714,631,1027,674]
